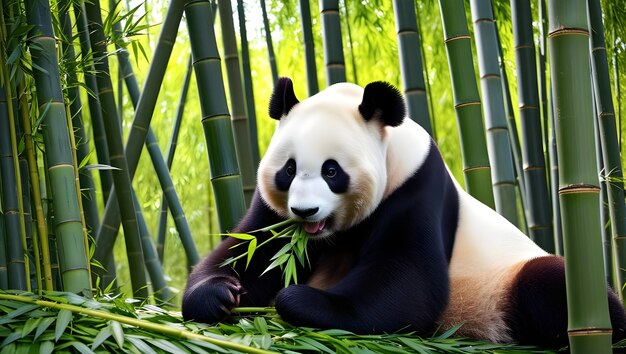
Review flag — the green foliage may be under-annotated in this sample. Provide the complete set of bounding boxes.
[0,291,564,354]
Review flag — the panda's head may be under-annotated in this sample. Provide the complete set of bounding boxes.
[258,78,406,239]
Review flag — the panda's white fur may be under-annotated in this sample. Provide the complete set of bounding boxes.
[183,79,626,347]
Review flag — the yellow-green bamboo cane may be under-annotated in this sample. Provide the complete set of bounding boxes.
[320,0,346,85]
[218,0,256,206]
[588,0,626,303]
[17,82,52,291]
[548,0,613,351]
[469,0,519,226]
[438,0,495,208]
[185,0,247,233]
[510,0,554,252]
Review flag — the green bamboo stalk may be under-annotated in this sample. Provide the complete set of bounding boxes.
[0,86,26,290]
[416,6,436,141]
[59,0,100,237]
[84,0,148,299]
[0,211,7,289]
[23,0,92,294]
[298,0,319,96]
[437,0,495,209]
[40,159,62,289]
[14,98,39,292]
[156,56,192,261]
[392,0,433,136]
[510,0,554,252]
[74,3,114,205]
[218,0,255,205]
[260,0,278,84]
[236,0,260,165]
[341,0,358,84]
[588,0,626,303]
[548,0,613,351]
[17,82,52,291]
[320,0,346,85]
[538,0,550,175]
[469,0,518,226]
[594,104,613,287]
[131,191,171,302]
[185,0,246,233]
[95,13,199,269]
[94,0,188,266]
[548,89,563,255]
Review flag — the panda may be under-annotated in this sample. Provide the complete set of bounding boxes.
[182,77,626,348]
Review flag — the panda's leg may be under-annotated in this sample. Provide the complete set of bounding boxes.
[274,258,449,334]
[505,255,626,348]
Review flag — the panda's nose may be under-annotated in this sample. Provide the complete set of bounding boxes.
[290,207,319,219]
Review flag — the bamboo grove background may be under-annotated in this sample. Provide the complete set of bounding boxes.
[0,0,626,351]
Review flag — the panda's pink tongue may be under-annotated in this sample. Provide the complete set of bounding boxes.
[304,219,326,235]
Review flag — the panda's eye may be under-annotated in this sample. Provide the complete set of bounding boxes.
[286,165,295,176]
[325,168,337,178]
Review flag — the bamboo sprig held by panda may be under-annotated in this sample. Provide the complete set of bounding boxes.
[220,219,310,287]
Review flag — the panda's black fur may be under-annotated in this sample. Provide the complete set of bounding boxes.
[182,78,626,348]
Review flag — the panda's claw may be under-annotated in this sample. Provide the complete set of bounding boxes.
[182,276,242,323]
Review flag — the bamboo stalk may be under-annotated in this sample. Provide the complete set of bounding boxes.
[236,0,260,165]
[469,0,518,226]
[587,0,626,303]
[74,3,114,205]
[157,56,193,262]
[548,89,563,255]
[0,212,7,289]
[17,82,52,291]
[548,0,613,351]
[185,0,247,233]
[392,0,433,135]
[416,6,436,141]
[438,0,495,209]
[260,0,278,84]
[84,0,148,299]
[341,0,358,84]
[298,0,319,96]
[0,85,27,290]
[94,0,188,266]
[218,0,256,205]
[510,0,554,252]
[320,0,346,85]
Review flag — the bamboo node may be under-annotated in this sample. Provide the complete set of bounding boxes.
[454,101,481,109]
[397,30,418,36]
[473,18,494,24]
[444,35,471,43]
[591,46,607,53]
[558,184,601,195]
[405,88,426,95]
[567,328,612,336]
[463,165,490,172]
[523,166,545,171]
[548,28,589,38]
[480,73,501,80]
[518,104,539,111]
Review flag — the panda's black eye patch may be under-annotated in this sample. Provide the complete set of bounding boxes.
[322,159,349,193]
[275,159,296,191]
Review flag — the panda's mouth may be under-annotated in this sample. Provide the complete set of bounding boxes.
[303,218,327,236]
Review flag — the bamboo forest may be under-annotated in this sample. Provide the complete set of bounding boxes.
[0,0,625,352]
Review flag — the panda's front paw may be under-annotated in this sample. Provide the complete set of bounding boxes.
[182,276,242,323]
[275,285,349,329]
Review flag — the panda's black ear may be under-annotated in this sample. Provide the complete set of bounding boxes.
[269,77,300,120]
[358,81,406,127]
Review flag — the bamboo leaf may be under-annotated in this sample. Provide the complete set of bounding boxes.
[39,341,54,354]
[436,323,463,339]
[0,332,20,347]
[71,342,95,354]
[34,317,55,341]
[126,337,158,354]
[21,317,41,338]
[245,238,257,269]
[253,316,268,334]
[150,338,188,353]
[109,321,124,349]
[54,310,72,341]
[91,326,112,350]
[397,338,431,354]
[261,253,290,276]
[6,304,38,319]
[0,344,14,354]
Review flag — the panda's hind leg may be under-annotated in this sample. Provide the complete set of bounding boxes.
[505,255,626,348]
